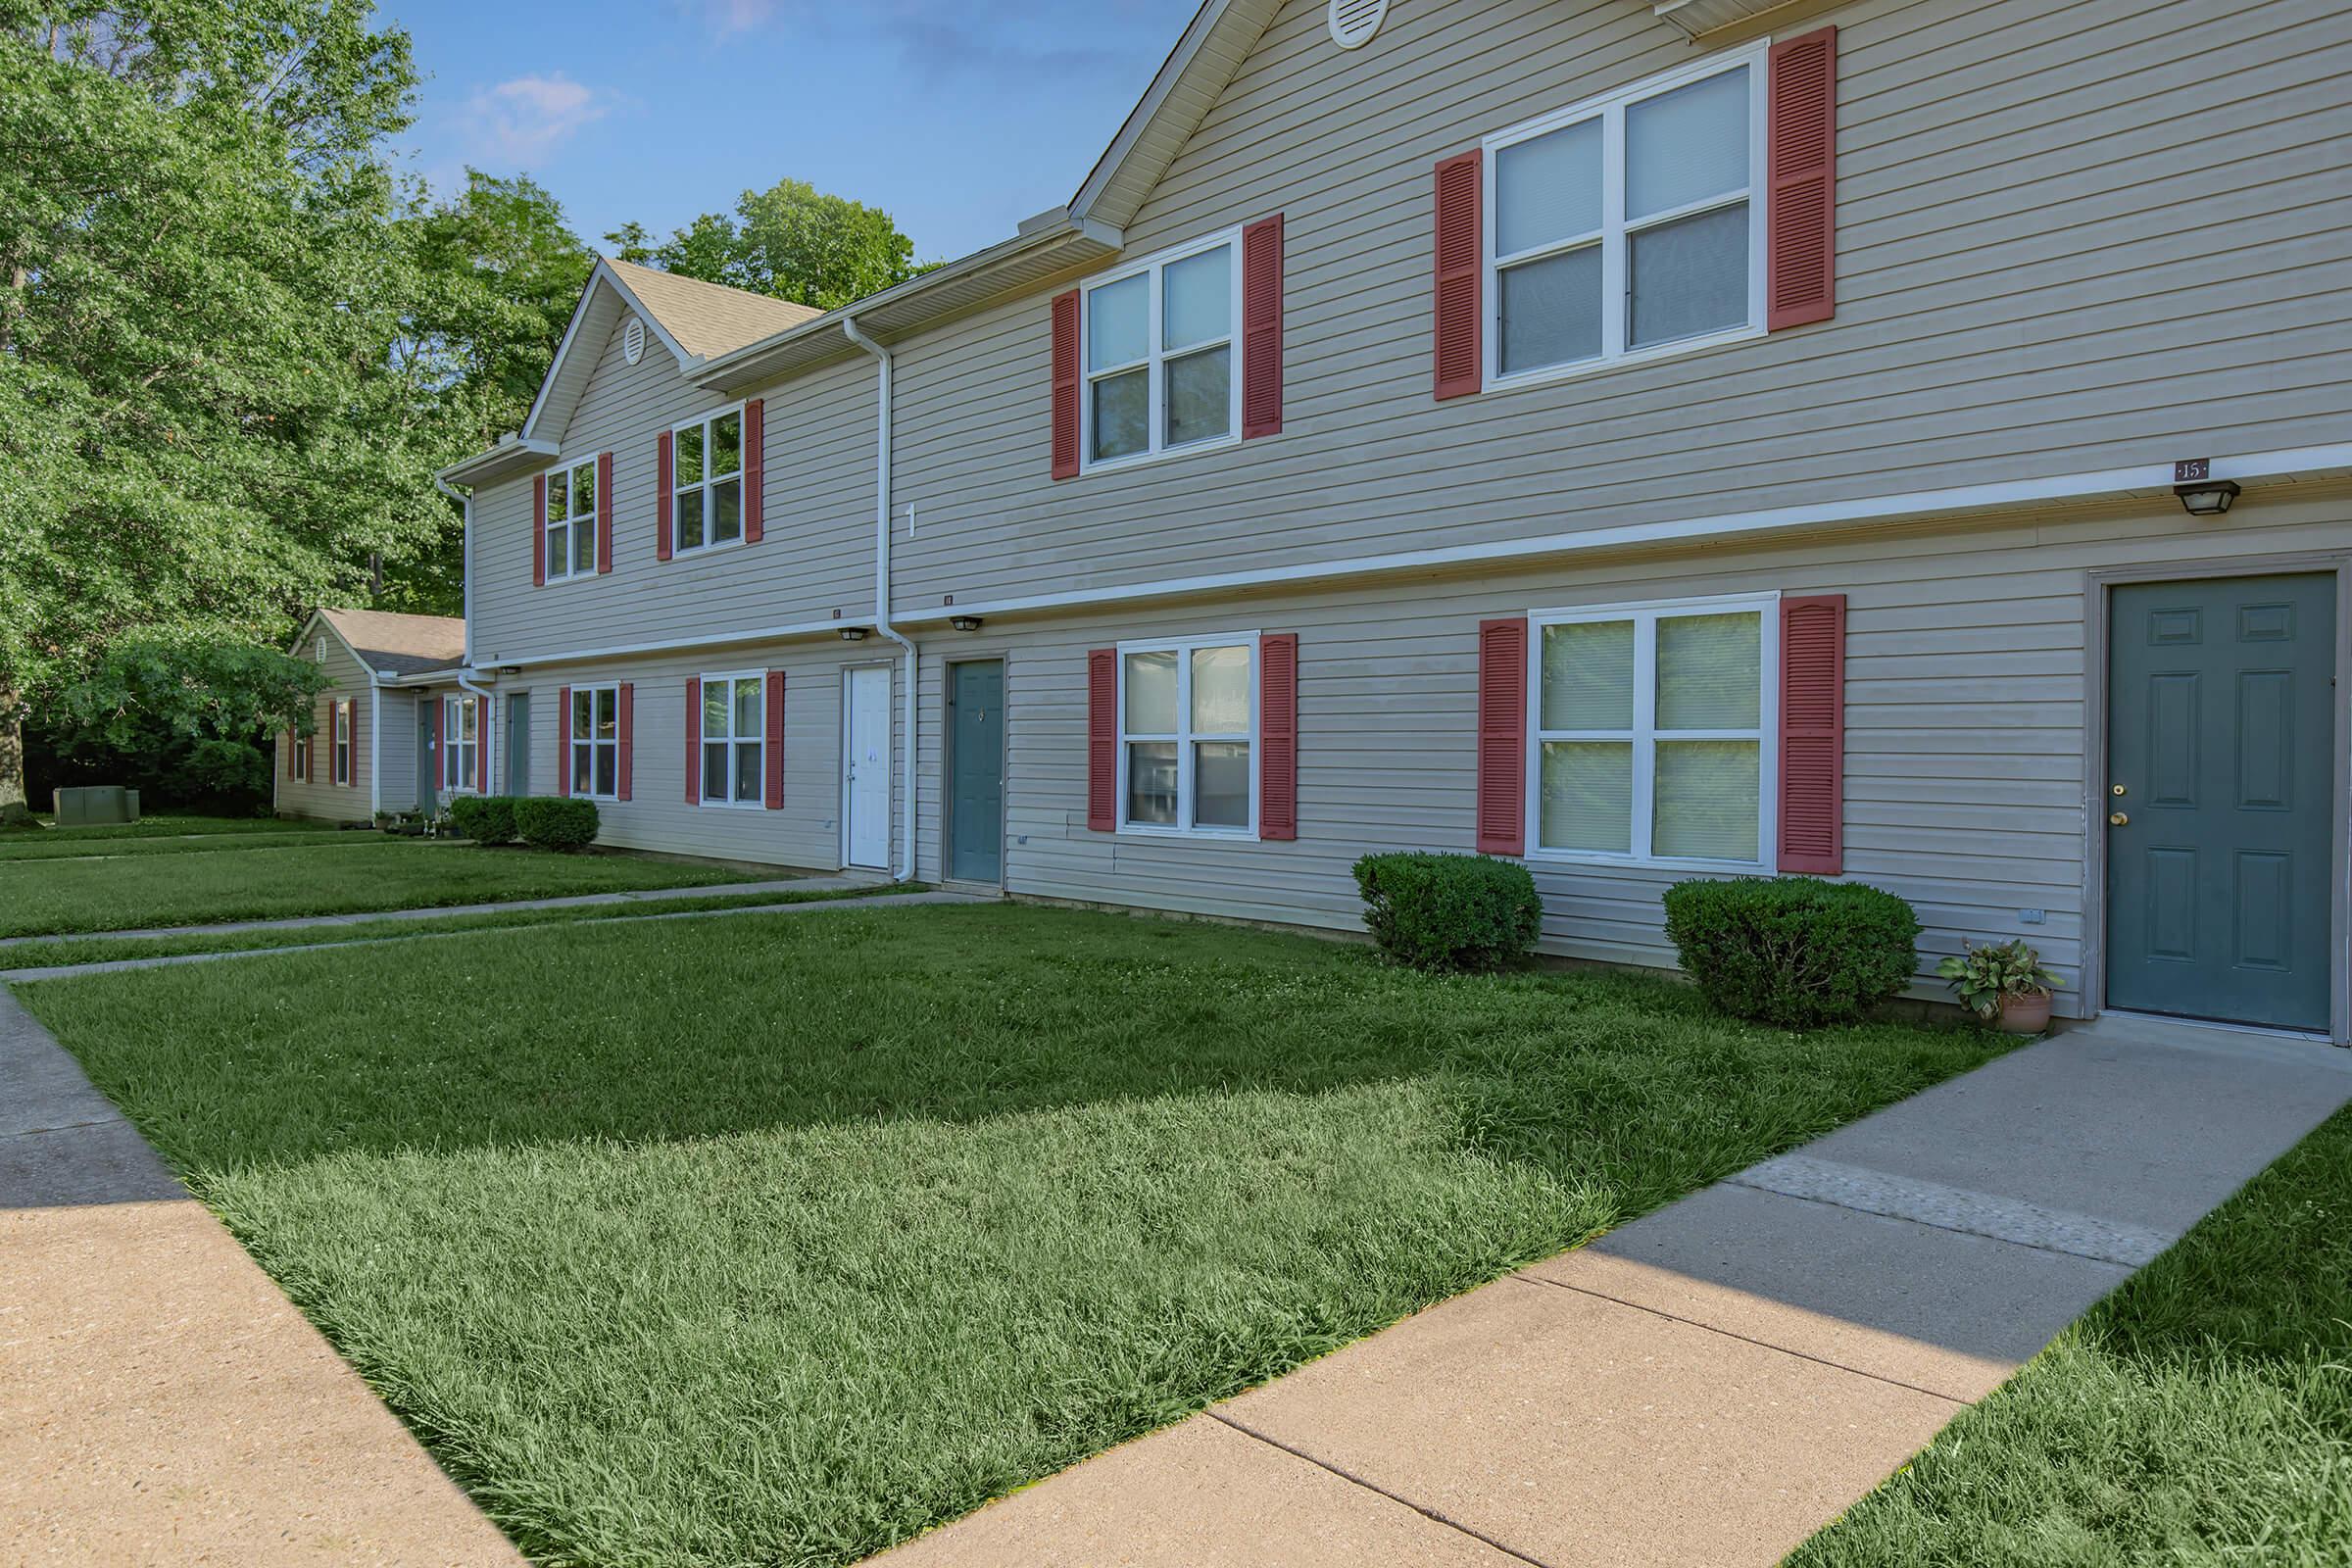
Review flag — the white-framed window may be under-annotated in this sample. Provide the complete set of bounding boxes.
[1529,593,1778,869]
[292,731,310,782]
[671,406,744,554]
[1486,43,1765,388]
[333,703,352,786]
[1080,229,1242,471]
[570,683,620,799]
[441,695,478,792]
[544,457,597,581]
[699,671,765,807]
[1117,632,1257,835]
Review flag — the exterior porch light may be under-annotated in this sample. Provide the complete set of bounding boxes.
[839,626,869,642]
[949,615,984,632]
[2171,458,2239,516]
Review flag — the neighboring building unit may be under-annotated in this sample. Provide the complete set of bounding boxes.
[431,0,2352,1043]
[274,609,466,822]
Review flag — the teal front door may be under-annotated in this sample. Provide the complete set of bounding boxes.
[2106,574,2336,1032]
[416,700,438,814]
[947,660,1004,884]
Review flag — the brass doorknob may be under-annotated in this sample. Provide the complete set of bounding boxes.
[2108,811,2130,827]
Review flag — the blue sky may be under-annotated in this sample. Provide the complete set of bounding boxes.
[384,0,1197,264]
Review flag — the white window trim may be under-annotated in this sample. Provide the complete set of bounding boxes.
[669,402,748,559]
[1482,39,1769,394]
[544,457,599,583]
[1114,629,1260,839]
[293,731,311,782]
[569,682,622,802]
[441,694,480,796]
[1078,227,1245,476]
[1525,590,1780,872]
[333,703,352,786]
[696,667,767,809]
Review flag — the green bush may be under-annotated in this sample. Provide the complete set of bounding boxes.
[1353,852,1543,973]
[513,797,600,853]
[1662,875,1921,1029]
[446,795,518,845]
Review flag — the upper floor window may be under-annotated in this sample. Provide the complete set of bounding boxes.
[442,695,478,792]
[570,684,620,799]
[333,703,352,786]
[1119,633,1255,834]
[545,458,597,581]
[699,671,765,806]
[672,408,743,554]
[1487,47,1763,386]
[1082,232,1241,469]
[1530,594,1777,868]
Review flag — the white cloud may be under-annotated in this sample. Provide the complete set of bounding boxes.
[462,74,610,166]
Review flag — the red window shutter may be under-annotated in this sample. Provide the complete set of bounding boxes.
[743,399,765,543]
[1778,594,1846,873]
[1475,617,1527,856]
[1258,633,1298,840]
[1051,289,1081,480]
[1086,648,1116,831]
[596,451,614,573]
[763,670,786,809]
[1433,149,1483,401]
[557,685,571,797]
[1241,214,1284,439]
[429,695,442,792]
[533,474,547,587]
[616,682,634,802]
[1767,25,1838,330]
[684,676,702,805]
[474,700,489,793]
[656,431,674,562]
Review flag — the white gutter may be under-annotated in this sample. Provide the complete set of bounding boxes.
[843,314,917,884]
[368,675,385,817]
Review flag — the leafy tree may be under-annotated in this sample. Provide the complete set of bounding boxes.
[612,176,919,311]
[0,0,427,818]
[54,632,328,809]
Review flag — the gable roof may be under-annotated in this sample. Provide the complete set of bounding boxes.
[314,608,466,677]
[1068,0,1282,231]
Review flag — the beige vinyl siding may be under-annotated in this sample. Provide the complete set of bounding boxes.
[375,688,421,813]
[467,314,880,669]
[485,640,902,870]
[884,0,2350,612]
[272,632,376,822]
[911,488,2352,1015]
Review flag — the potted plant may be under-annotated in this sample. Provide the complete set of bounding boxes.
[1936,940,2061,1034]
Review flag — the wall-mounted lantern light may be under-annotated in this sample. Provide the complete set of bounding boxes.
[950,615,984,632]
[2173,458,2239,516]
[839,626,869,642]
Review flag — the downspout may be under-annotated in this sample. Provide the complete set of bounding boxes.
[368,674,385,817]
[843,315,917,883]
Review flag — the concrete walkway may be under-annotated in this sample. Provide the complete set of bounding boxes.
[0,994,526,1566]
[876,1017,2352,1567]
[0,873,881,952]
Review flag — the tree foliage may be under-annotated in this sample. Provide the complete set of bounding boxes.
[55,629,328,808]
[608,176,921,312]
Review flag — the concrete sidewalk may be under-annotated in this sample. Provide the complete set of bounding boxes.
[0,995,525,1566]
[876,1018,2352,1568]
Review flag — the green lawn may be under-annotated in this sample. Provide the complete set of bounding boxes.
[0,811,324,848]
[0,840,768,937]
[1789,1102,2352,1567]
[24,903,2004,1567]
[3,883,908,970]
[0,827,364,861]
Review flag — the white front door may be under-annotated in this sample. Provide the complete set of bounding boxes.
[844,664,892,869]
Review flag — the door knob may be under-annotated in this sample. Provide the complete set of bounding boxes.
[2108,811,2130,827]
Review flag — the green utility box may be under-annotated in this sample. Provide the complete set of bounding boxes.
[54,786,141,826]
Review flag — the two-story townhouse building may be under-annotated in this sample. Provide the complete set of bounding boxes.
[438,0,2352,1041]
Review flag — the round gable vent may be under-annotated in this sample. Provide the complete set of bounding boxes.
[1329,0,1389,48]
[622,315,646,365]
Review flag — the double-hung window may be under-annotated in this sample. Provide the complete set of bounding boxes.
[1118,634,1255,833]
[1488,46,1764,384]
[441,695,478,792]
[672,408,743,554]
[333,703,352,786]
[544,458,597,581]
[1082,232,1241,468]
[292,731,310,781]
[570,684,620,798]
[1531,594,1776,867]
[700,672,764,806]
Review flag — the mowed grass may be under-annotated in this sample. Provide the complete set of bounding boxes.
[0,839,767,937]
[0,812,326,852]
[25,903,2004,1568]
[1790,1102,2352,1567]
[0,827,364,861]
[2,883,909,970]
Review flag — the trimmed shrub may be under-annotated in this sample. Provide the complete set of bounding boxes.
[1662,875,1921,1029]
[1353,852,1543,973]
[446,795,518,845]
[514,797,600,853]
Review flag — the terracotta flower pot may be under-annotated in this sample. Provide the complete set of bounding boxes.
[1995,989,2053,1035]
